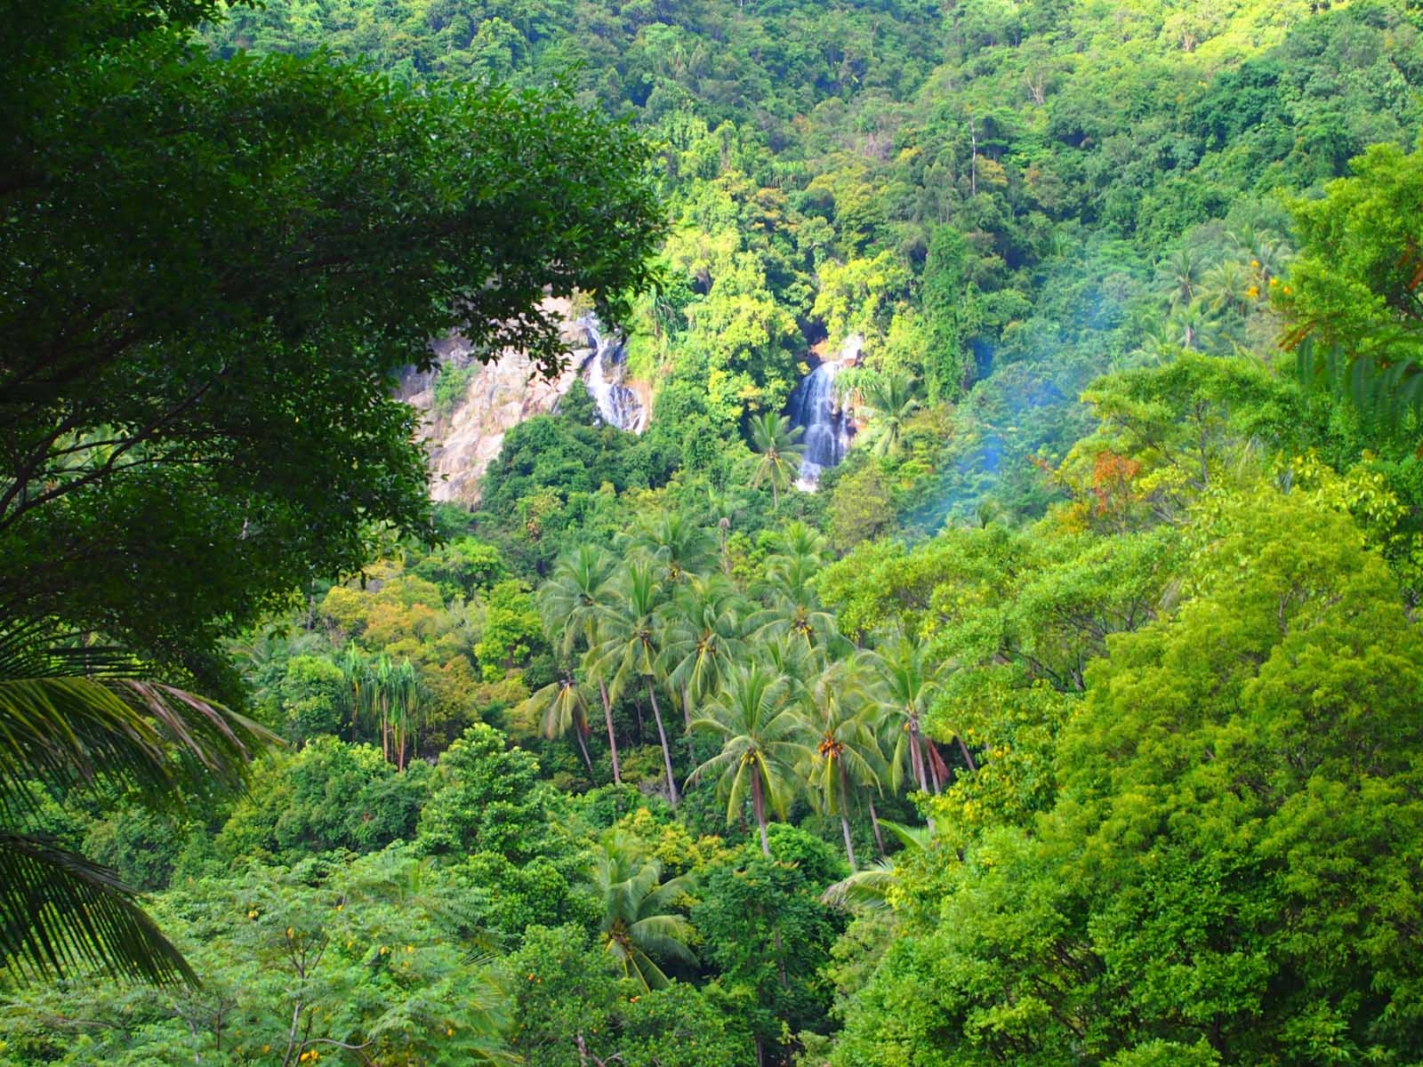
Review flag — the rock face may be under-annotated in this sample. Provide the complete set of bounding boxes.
[400,302,646,505]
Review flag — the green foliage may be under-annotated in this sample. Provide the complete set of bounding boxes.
[6,851,516,1065]
[694,834,846,1061]
[834,489,1423,1065]
[19,0,1423,1062]
[416,724,560,861]
[1,0,663,695]
[278,654,348,742]
[217,738,431,863]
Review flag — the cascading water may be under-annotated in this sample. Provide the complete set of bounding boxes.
[787,348,856,488]
[577,317,645,433]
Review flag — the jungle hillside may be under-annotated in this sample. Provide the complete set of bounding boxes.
[5,0,1423,1065]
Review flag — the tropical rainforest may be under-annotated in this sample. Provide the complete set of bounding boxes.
[4,0,1423,1064]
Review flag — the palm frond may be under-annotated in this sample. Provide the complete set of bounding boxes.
[820,861,899,909]
[628,914,697,965]
[0,830,196,986]
[1294,330,1423,436]
[0,675,272,819]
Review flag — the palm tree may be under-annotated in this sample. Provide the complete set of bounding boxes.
[1200,259,1252,317]
[539,544,621,783]
[586,831,697,989]
[1156,246,1205,310]
[628,510,715,587]
[763,519,828,573]
[596,561,680,806]
[859,373,921,457]
[821,819,930,909]
[0,621,273,985]
[520,670,596,776]
[870,634,946,797]
[704,487,743,575]
[384,658,422,772]
[349,654,422,769]
[689,662,814,856]
[662,573,746,751]
[748,412,804,510]
[804,653,884,870]
[751,546,840,652]
[1168,297,1217,352]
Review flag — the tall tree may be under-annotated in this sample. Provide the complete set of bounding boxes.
[520,670,597,776]
[748,413,805,510]
[539,544,622,783]
[870,633,947,797]
[0,0,663,693]
[586,832,698,990]
[804,653,884,869]
[858,374,922,457]
[690,662,814,855]
[597,562,680,806]
[663,572,747,749]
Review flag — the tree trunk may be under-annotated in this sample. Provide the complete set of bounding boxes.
[838,764,857,869]
[598,679,621,784]
[681,683,696,762]
[574,726,595,776]
[869,797,886,857]
[645,679,680,807]
[751,769,770,856]
[840,814,857,871]
[956,733,977,772]
[909,718,929,793]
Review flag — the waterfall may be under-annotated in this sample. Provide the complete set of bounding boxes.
[577,317,645,433]
[787,352,855,488]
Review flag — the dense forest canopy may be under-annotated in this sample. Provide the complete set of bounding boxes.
[5,0,1423,1065]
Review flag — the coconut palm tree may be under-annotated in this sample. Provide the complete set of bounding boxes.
[628,510,715,587]
[748,412,804,510]
[859,373,921,457]
[751,549,840,652]
[662,573,746,751]
[0,620,272,986]
[820,819,930,909]
[596,561,680,806]
[763,519,828,573]
[539,544,621,783]
[586,831,697,989]
[1156,246,1206,310]
[870,633,947,797]
[804,653,885,870]
[689,662,814,855]
[520,669,596,775]
[1201,259,1253,317]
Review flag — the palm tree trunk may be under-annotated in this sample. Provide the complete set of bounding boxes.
[645,679,679,808]
[909,719,929,793]
[926,739,943,794]
[956,733,977,772]
[574,726,595,776]
[840,814,857,871]
[869,797,886,857]
[681,683,696,762]
[599,679,621,784]
[751,770,770,856]
[838,765,857,869]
